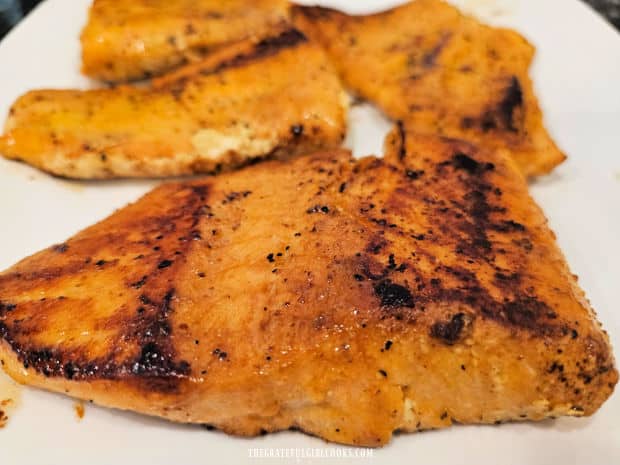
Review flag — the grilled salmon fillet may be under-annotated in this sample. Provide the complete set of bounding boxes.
[81,0,290,82]
[0,30,348,179]
[0,135,615,446]
[293,0,566,177]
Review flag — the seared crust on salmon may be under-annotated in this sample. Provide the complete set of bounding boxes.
[0,135,615,446]
[293,0,566,177]
[0,30,348,179]
[81,0,290,82]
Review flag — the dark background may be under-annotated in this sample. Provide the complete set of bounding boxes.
[1,0,619,39]
[588,0,620,29]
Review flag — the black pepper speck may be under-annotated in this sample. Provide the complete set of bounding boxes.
[158,260,173,269]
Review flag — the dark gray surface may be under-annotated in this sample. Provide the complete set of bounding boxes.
[0,0,21,38]
[1,0,620,40]
[587,0,620,28]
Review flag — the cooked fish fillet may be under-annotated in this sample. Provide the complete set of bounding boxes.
[0,30,347,179]
[0,134,615,446]
[293,0,566,177]
[81,0,290,82]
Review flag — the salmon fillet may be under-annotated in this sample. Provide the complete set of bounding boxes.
[0,30,348,179]
[0,132,615,445]
[81,0,290,82]
[293,0,566,177]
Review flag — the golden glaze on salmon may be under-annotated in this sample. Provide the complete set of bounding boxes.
[0,134,615,445]
[293,0,566,177]
[81,0,290,82]
[0,30,348,179]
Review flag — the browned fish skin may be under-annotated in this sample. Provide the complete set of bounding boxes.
[0,29,348,179]
[81,0,291,82]
[0,136,615,446]
[293,0,566,177]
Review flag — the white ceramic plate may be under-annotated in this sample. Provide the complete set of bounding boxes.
[1,0,619,464]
